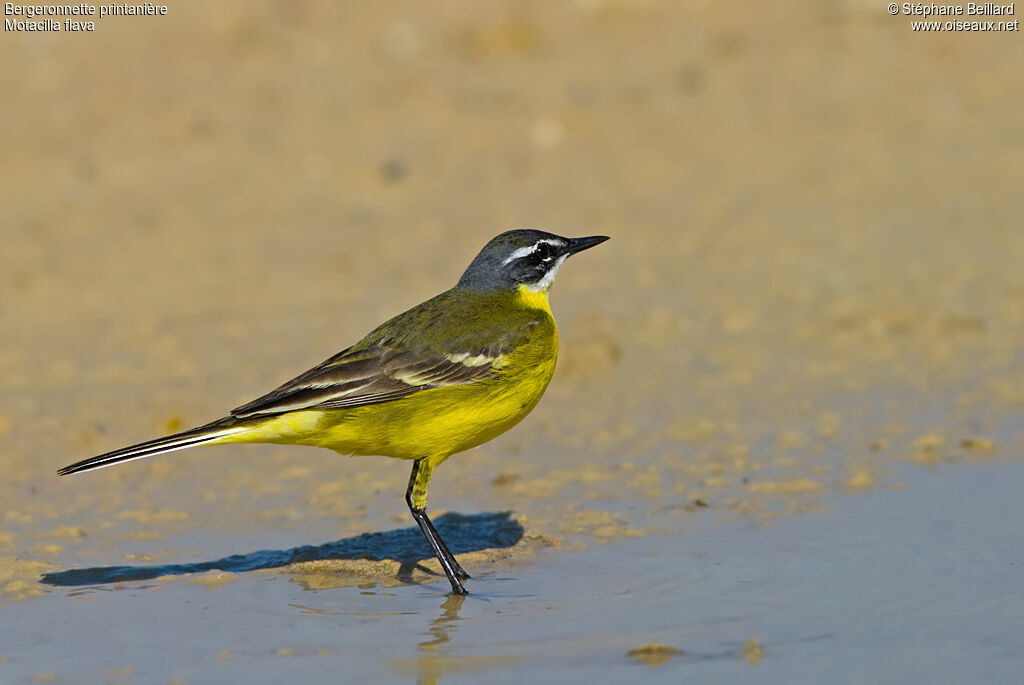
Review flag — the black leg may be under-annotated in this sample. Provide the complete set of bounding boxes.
[418,512,470,580]
[406,459,469,594]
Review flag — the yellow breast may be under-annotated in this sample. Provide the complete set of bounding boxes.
[244,287,559,466]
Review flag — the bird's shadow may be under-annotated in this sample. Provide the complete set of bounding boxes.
[40,511,523,588]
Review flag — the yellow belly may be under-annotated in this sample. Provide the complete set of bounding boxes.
[232,303,558,466]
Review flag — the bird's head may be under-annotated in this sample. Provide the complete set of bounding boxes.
[458,229,609,293]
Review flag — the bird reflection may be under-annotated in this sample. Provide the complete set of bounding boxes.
[385,592,526,684]
[420,593,466,651]
[412,593,466,685]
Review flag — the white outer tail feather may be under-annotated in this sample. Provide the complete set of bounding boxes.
[58,423,248,475]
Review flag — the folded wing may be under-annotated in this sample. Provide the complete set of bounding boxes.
[230,338,504,419]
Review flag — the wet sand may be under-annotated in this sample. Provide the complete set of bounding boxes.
[3,2,1024,683]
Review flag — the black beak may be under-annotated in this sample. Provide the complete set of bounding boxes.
[567,235,610,256]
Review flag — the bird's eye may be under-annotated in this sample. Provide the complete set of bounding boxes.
[534,242,554,261]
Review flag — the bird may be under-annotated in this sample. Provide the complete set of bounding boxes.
[59,229,609,595]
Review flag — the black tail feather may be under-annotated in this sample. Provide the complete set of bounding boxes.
[58,418,244,476]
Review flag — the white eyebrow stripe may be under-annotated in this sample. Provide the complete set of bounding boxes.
[501,245,536,265]
[500,239,565,265]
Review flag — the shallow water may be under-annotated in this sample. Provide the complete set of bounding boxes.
[3,461,1022,683]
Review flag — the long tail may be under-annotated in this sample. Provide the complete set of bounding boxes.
[58,417,250,476]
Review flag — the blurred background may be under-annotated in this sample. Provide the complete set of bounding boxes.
[2,1,1023,682]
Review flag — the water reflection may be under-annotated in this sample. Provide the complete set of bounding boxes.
[387,593,527,685]
[420,593,465,651]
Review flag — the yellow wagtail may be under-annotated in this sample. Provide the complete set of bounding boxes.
[59,229,608,595]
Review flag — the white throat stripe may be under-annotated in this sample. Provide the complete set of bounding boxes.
[524,254,568,292]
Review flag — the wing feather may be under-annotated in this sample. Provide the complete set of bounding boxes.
[230,288,545,420]
[231,339,503,419]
